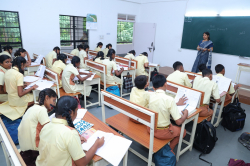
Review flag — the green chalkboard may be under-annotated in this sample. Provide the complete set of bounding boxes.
[181,16,250,57]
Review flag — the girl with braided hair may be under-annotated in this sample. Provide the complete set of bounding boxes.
[51,54,67,88]
[36,96,104,166]
[18,88,57,165]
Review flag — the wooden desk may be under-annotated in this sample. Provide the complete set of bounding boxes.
[158,66,174,78]
[235,63,250,92]
[26,64,40,75]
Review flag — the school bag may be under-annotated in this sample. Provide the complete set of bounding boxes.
[153,144,176,166]
[228,158,250,166]
[123,72,133,92]
[221,98,246,132]
[238,132,250,151]
[150,68,159,81]
[106,86,120,97]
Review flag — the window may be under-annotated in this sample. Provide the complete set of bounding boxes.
[0,10,22,48]
[117,14,135,44]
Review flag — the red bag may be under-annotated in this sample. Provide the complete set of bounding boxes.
[228,159,250,166]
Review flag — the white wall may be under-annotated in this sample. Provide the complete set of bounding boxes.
[138,0,250,85]
[117,44,133,54]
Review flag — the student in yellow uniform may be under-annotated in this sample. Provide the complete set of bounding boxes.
[70,44,82,56]
[135,52,149,76]
[0,45,13,58]
[148,74,188,151]
[102,43,112,58]
[14,48,31,66]
[78,44,89,69]
[0,55,12,102]
[51,54,67,88]
[62,56,92,96]
[18,88,57,165]
[124,50,136,60]
[92,51,105,77]
[197,64,206,75]
[167,61,192,88]
[45,46,60,69]
[0,57,37,120]
[102,49,123,85]
[36,96,105,166]
[94,42,103,52]
[193,69,221,121]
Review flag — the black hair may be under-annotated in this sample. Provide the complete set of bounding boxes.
[204,32,210,40]
[55,96,78,128]
[106,49,116,61]
[198,64,207,72]
[128,50,136,56]
[53,46,60,55]
[38,88,58,106]
[14,48,26,57]
[78,44,84,51]
[152,74,166,89]
[77,44,82,49]
[106,43,112,48]
[141,52,148,57]
[57,54,67,64]
[97,42,103,48]
[0,55,11,64]
[173,61,183,71]
[215,64,225,73]
[94,51,104,61]
[202,69,212,77]
[71,56,80,67]
[0,44,2,53]
[134,75,148,89]
[3,45,13,55]
[83,44,89,50]
[12,56,26,74]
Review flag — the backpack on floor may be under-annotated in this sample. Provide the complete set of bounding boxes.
[150,68,159,81]
[153,144,176,166]
[106,86,120,97]
[221,98,246,132]
[238,132,250,151]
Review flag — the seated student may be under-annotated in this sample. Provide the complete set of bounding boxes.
[0,45,13,58]
[102,43,112,58]
[102,49,124,85]
[135,52,149,76]
[78,44,89,69]
[36,96,104,166]
[18,88,57,165]
[14,48,31,66]
[0,57,37,120]
[51,54,67,88]
[0,55,12,102]
[62,56,92,97]
[70,44,81,56]
[45,46,60,69]
[197,64,207,75]
[167,61,192,88]
[124,50,136,60]
[94,42,103,52]
[193,69,220,121]
[147,74,188,151]
[94,51,105,63]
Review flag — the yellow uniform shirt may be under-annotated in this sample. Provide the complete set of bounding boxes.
[0,66,8,102]
[193,77,220,105]
[93,58,103,76]
[51,60,66,88]
[149,89,181,127]
[36,118,85,166]
[94,57,103,64]
[135,54,149,76]
[167,70,192,88]
[0,67,33,120]
[0,51,12,58]
[102,58,122,85]
[124,53,135,60]
[70,48,79,56]
[45,51,57,69]
[78,50,87,69]
[130,87,150,108]
[217,73,235,94]
[94,46,102,52]
[18,105,50,151]
[102,48,109,58]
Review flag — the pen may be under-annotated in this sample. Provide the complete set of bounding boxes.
[183,104,189,111]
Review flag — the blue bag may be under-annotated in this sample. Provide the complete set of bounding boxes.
[106,86,120,97]
[1,115,21,145]
[154,144,176,166]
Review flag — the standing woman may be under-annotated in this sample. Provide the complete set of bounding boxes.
[14,48,31,66]
[78,44,89,69]
[135,52,149,76]
[191,32,213,73]
[102,43,112,58]
[0,45,13,58]
[0,55,12,102]
[94,42,103,52]
[51,54,67,88]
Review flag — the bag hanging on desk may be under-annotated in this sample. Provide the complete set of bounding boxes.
[150,68,159,81]
[123,72,133,92]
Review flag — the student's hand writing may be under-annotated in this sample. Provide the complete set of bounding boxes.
[96,137,105,148]
[32,84,38,90]
[182,109,188,116]
[176,95,188,106]
[80,136,87,144]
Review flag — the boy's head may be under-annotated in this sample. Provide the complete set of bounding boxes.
[134,75,148,89]
[198,64,207,72]
[152,74,167,90]
[173,61,184,72]
[202,69,213,80]
[215,64,225,75]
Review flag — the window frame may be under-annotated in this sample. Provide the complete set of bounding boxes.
[117,14,135,44]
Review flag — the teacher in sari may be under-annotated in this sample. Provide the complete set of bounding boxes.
[191,32,213,73]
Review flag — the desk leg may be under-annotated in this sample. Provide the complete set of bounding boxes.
[132,71,135,86]
[189,114,198,151]
[123,151,128,166]
[235,66,240,83]
[214,96,226,127]
[211,102,218,125]
[98,78,100,106]
[176,121,186,161]
[121,72,124,96]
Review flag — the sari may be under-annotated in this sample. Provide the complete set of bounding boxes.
[191,40,213,73]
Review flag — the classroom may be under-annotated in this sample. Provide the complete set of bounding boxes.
[0,0,250,166]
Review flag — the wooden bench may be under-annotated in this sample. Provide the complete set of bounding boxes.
[59,88,80,97]
[88,50,98,59]
[185,71,202,81]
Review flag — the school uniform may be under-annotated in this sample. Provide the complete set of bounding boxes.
[0,51,12,58]
[70,48,79,56]
[0,66,8,102]
[135,54,149,76]
[124,53,135,60]
[193,76,220,121]
[130,87,150,108]
[93,58,103,76]
[62,64,92,96]
[94,46,102,52]
[167,70,192,88]
[147,89,186,150]
[78,50,87,69]
[0,67,33,120]
[102,48,109,58]
[45,51,57,69]
[51,60,66,88]
[102,58,122,85]
[36,118,85,166]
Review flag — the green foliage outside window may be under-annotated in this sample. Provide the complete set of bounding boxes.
[117,21,134,44]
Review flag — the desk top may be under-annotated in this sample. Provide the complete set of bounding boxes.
[93,75,101,79]
[238,63,250,67]
[27,64,40,67]
[24,76,57,87]
[187,108,202,119]
[159,66,174,78]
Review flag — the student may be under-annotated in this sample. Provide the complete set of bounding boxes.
[0,57,37,120]
[70,44,81,56]
[198,64,207,75]
[148,74,188,151]
[36,96,104,166]
[94,42,103,52]
[78,44,89,69]
[167,61,192,88]
[51,54,67,88]
[62,56,92,96]
[14,48,31,66]
[193,69,220,121]
[102,49,123,85]
[93,51,104,63]
[135,52,149,76]
[0,45,13,58]
[102,43,112,58]
[18,88,57,165]
[124,50,136,60]
[45,46,60,69]
[0,55,12,102]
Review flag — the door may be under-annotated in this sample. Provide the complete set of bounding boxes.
[133,23,156,62]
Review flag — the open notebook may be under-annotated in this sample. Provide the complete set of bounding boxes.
[212,75,231,94]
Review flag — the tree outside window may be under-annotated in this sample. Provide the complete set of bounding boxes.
[117,21,134,44]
